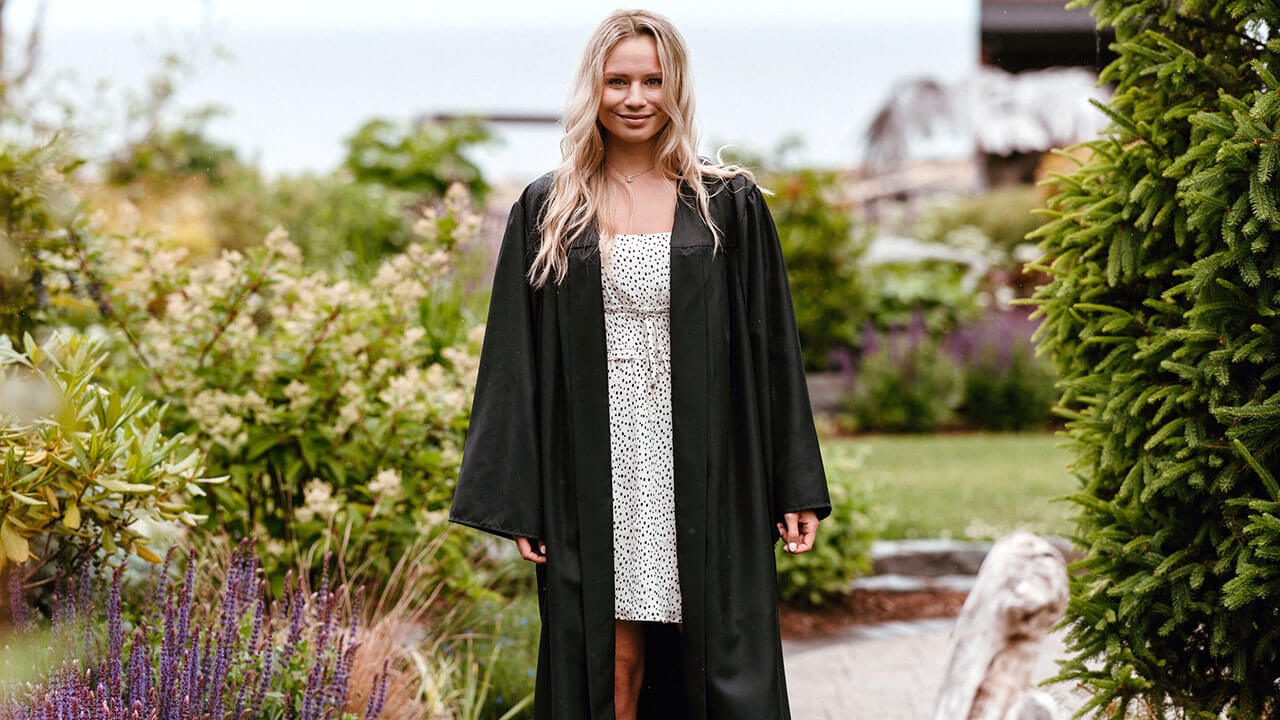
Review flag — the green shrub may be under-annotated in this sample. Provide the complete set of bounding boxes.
[104,127,241,188]
[959,346,1058,431]
[774,445,878,605]
[945,310,1060,431]
[840,327,963,433]
[260,171,413,278]
[764,167,871,371]
[90,184,487,593]
[0,135,102,341]
[1023,1,1280,716]
[912,184,1047,259]
[0,331,220,576]
[861,260,985,340]
[343,116,494,203]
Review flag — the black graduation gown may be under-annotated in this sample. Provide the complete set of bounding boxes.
[448,169,832,720]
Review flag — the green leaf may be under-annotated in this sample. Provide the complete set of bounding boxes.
[7,491,44,506]
[97,478,157,493]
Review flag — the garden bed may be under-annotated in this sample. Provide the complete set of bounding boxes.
[778,587,969,640]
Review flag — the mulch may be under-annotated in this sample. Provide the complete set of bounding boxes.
[778,588,969,641]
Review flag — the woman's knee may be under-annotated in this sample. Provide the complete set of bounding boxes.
[614,621,645,679]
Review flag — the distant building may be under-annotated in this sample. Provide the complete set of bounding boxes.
[981,0,1117,73]
[978,0,1117,184]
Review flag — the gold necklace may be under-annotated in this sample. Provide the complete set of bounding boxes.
[607,161,656,183]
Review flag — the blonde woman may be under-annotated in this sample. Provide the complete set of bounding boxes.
[449,9,830,720]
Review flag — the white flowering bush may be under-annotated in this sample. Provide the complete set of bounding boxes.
[92,183,487,588]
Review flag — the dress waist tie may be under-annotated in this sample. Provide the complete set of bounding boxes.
[603,303,667,389]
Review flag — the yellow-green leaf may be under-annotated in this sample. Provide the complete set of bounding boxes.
[63,501,81,530]
[0,522,30,563]
[134,543,161,563]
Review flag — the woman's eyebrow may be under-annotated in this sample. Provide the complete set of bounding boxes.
[603,70,663,77]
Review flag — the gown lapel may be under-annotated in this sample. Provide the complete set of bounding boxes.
[669,181,712,718]
[560,217,616,717]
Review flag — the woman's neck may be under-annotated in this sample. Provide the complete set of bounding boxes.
[603,138,659,175]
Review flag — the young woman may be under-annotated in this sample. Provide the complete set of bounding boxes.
[449,9,830,720]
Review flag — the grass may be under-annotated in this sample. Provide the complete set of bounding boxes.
[820,430,1078,542]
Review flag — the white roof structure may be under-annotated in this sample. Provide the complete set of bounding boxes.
[863,65,1113,170]
[967,65,1112,155]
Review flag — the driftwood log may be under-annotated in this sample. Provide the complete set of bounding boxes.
[932,532,1070,720]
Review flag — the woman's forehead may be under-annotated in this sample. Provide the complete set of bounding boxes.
[603,35,662,74]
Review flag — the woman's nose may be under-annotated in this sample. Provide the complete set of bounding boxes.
[625,82,645,106]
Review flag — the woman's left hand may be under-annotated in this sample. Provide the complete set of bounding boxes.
[776,510,819,553]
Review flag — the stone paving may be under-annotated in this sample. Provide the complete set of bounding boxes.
[782,617,1093,720]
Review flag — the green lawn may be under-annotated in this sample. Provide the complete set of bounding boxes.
[820,431,1079,542]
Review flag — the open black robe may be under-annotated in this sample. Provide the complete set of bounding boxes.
[448,168,832,720]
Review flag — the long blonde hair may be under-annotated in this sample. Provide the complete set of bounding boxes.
[528,9,755,288]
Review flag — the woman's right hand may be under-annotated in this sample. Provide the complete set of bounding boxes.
[515,536,547,564]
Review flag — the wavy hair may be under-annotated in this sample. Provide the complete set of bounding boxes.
[528,8,757,288]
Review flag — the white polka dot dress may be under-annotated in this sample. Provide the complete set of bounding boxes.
[602,231,682,624]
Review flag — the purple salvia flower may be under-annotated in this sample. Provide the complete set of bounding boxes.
[247,643,275,719]
[144,546,175,622]
[314,553,332,628]
[157,587,179,720]
[329,642,358,715]
[300,660,326,720]
[193,624,214,715]
[362,659,389,720]
[231,578,267,720]
[248,579,265,650]
[180,642,200,720]
[8,562,26,633]
[280,583,305,670]
[126,628,152,716]
[107,565,124,720]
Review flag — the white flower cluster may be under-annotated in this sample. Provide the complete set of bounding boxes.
[369,467,402,498]
[296,477,341,524]
[93,205,487,539]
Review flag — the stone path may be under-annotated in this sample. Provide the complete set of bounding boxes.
[782,617,1093,720]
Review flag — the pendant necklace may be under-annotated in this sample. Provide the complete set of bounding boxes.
[608,161,656,184]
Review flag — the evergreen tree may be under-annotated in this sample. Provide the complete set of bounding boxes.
[1023,1,1280,717]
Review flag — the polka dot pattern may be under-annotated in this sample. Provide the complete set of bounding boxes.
[602,231,681,624]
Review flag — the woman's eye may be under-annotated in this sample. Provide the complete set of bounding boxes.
[646,78,662,86]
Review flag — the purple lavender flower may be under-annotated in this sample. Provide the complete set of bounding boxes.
[1,538,386,720]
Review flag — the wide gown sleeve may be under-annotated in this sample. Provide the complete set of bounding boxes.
[743,183,833,525]
[448,196,543,542]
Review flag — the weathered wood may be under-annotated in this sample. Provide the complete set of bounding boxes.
[932,531,1070,720]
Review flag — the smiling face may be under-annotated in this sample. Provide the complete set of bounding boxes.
[596,33,670,148]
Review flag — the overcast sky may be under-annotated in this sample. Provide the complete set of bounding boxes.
[8,0,974,31]
[7,1,980,179]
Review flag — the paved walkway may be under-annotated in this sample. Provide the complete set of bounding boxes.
[782,618,1092,719]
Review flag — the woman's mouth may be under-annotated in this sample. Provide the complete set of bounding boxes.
[619,113,652,126]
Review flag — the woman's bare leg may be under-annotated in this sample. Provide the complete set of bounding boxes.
[614,619,645,720]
